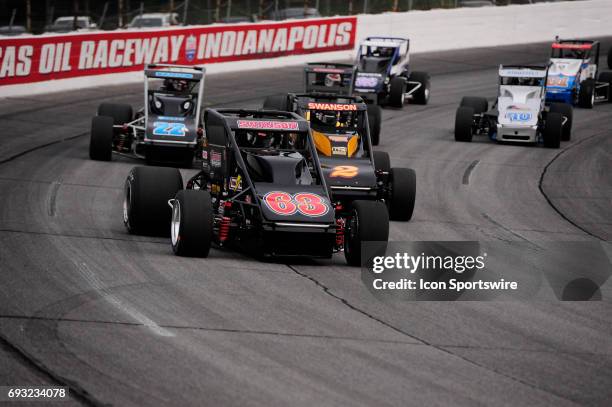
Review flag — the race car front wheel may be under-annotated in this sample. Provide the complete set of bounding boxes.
[124,166,183,235]
[89,116,114,161]
[344,200,389,267]
[387,167,416,222]
[409,71,430,105]
[454,106,474,142]
[171,190,213,257]
[578,79,595,109]
[543,112,562,149]
[549,103,573,141]
[389,77,406,108]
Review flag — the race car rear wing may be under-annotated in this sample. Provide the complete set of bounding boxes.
[304,63,356,96]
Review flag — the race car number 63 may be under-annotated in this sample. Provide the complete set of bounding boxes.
[263,192,330,217]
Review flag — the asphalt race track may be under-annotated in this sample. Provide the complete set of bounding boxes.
[1,39,611,406]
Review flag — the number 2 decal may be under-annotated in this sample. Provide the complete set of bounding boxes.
[263,191,330,217]
[153,122,187,136]
[330,165,359,178]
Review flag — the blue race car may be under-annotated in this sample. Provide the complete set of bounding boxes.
[353,37,430,108]
[546,39,612,108]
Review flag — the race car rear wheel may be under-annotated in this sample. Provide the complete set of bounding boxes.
[598,72,612,102]
[409,71,430,105]
[549,103,573,141]
[373,151,390,174]
[344,200,389,267]
[367,104,382,145]
[389,77,406,108]
[89,116,114,161]
[97,103,133,125]
[578,79,595,108]
[460,96,488,114]
[387,167,416,222]
[454,106,474,142]
[171,190,213,257]
[263,94,290,111]
[543,112,562,149]
[124,166,183,235]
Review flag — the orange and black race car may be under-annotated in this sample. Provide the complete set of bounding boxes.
[263,93,416,222]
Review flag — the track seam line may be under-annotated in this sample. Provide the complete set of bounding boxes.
[538,131,607,241]
[285,264,580,404]
[0,333,108,407]
[0,315,416,346]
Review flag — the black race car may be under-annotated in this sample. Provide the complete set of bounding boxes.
[263,92,416,222]
[89,64,205,167]
[283,62,383,145]
[122,109,389,266]
[354,37,430,108]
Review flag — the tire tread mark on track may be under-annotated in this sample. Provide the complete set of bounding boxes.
[0,133,87,166]
[0,227,167,244]
[286,264,579,404]
[0,332,108,407]
[538,132,606,241]
[47,181,61,217]
[462,160,479,185]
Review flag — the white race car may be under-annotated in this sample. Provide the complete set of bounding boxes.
[454,65,573,148]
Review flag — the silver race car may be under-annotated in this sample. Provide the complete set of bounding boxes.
[89,64,206,167]
[454,65,573,148]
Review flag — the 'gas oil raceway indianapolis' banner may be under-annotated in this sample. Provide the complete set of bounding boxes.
[0,16,356,86]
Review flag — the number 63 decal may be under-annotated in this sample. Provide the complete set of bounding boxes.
[153,121,187,136]
[263,191,330,217]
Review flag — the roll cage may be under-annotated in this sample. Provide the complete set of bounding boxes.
[356,36,409,75]
[201,109,329,199]
[304,63,356,95]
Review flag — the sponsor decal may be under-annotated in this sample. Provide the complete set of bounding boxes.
[355,75,380,88]
[201,150,208,159]
[332,146,347,156]
[0,17,356,85]
[263,191,330,217]
[312,67,346,73]
[155,71,193,79]
[152,121,187,136]
[210,150,222,167]
[229,175,242,191]
[184,34,197,62]
[505,111,532,122]
[307,102,357,111]
[547,76,569,87]
[236,120,299,130]
[330,165,359,178]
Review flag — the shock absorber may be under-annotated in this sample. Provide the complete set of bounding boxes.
[218,201,233,243]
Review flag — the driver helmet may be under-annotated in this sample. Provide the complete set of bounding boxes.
[315,111,338,127]
[164,78,188,92]
[325,73,342,87]
[379,47,395,58]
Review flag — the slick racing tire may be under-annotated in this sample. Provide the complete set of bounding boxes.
[262,94,290,111]
[89,116,114,161]
[598,72,612,103]
[124,166,183,235]
[578,79,595,109]
[608,46,612,69]
[344,200,389,267]
[373,150,391,174]
[97,103,133,125]
[389,77,407,108]
[549,103,573,141]
[387,167,416,222]
[454,106,474,142]
[543,112,562,149]
[171,190,213,257]
[367,104,382,146]
[460,96,488,114]
[409,71,430,105]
